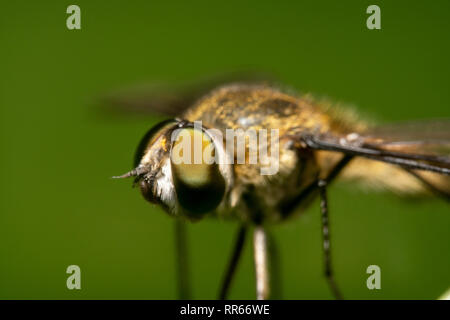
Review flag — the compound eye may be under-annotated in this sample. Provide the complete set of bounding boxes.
[134,119,177,167]
[170,127,226,215]
[139,179,158,204]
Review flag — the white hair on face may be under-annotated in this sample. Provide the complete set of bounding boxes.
[155,158,178,214]
[205,128,233,189]
[154,128,234,215]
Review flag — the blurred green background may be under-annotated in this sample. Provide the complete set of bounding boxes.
[1,0,449,299]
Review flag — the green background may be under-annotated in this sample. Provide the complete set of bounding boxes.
[1,0,449,299]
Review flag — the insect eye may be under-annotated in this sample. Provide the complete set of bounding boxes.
[134,119,177,167]
[170,127,226,215]
[139,179,158,204]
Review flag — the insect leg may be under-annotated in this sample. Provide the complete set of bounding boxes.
[279,155,353,215]
[303,135,450,175]
[318,179,343,300]
[175,219,190,299]
[404,169,450,201]
[253,225,270,300]
[218,225,248,299]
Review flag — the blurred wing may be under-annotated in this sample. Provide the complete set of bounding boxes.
[301,119,450,198]
[101,71,276,117]
[302,136,450,174]
[363,119,450,156]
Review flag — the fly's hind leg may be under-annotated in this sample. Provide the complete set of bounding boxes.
[315,155,352,300]
[279,154,352,299]
[219,225,248,299]
[175,219,190,299]
[318,179,343,300]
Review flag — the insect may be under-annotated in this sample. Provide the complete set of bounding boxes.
[111,76,450,300]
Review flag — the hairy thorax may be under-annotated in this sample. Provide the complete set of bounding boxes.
[182,84,357,223]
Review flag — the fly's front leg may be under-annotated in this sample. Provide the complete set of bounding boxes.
[175,219,190,299]
[253,225,270,300]
[318,180,343,300]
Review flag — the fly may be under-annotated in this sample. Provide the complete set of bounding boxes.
[109,76,450,300]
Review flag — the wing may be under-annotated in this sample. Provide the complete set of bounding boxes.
[302,120,450,174]
[298,120,450,198]
[363,119,450,156]
[100,71,276,117]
